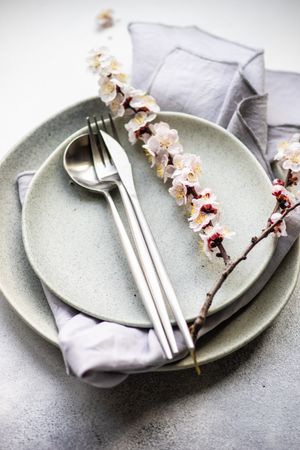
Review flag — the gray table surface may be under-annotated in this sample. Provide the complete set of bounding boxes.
[1,1,300,448]
[1,281,299,449]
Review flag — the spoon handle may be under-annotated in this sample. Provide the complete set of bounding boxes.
[103,190,173,360]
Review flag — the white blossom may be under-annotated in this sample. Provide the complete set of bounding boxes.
[87,47,112,74]
[154,150,169,180]
[108,92,126,117]
[170,153,202,188]
[282,144,300,172]
[269,213,287,237]
[98,77,121,104]
[178,167,200,187]
[172,153,202,177]
[125,111,156,144]
[275,134,300,172]
[129,92,160,114]
[112,71,128,84]
[144,122,183,157]
[169,176,188,206]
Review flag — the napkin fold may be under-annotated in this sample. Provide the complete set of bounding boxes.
[17,23,300,388]
[129,22,300,174]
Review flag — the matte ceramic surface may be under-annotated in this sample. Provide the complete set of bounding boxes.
[22,111,276,326]
[0,98,298,371]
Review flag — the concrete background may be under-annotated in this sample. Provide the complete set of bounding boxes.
[1,0,300,448]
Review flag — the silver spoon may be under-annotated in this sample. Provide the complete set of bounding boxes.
[63,132,174,359]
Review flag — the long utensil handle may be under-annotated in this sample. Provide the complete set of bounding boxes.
[104,191,173,359]
[117,182,178,354]
[130,194,195,351]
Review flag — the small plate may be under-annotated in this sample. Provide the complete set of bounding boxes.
[0,98,298,371]
[22,111,276,326]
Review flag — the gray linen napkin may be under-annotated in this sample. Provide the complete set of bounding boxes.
[129,22,300,175]
[18,23,300,388]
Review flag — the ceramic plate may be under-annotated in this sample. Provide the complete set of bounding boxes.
[22,112,276,326]
[0,98,298,370]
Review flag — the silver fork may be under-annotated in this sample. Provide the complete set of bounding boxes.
[93,114,194,352]
[87,117,179,357]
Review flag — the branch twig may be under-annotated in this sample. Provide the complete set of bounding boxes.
[190,200,300,342]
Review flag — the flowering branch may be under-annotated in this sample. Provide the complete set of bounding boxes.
[87,48,300,362]
[190,199,300,341]
[87,47,235,261]
[190,135,300,342]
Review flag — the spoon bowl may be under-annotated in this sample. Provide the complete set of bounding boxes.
[64,133,115,192]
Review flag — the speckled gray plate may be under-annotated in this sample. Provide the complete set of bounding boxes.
[0,98,298,371]
[22,111,276,326]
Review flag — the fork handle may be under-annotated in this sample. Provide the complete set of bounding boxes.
[128,193,195,351]
[103,191,173,360]
[116,182,178,354]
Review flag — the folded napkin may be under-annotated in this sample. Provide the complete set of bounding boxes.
[18,23,300,388]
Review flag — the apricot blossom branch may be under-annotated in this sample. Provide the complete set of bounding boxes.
[190,133,300,341]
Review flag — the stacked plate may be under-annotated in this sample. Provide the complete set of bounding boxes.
[0,97,299,371]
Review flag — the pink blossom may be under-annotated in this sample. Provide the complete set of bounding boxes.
[272,184,294,209]
[272,178,285,186]
[188,189,219,232]
[200,224,235,259]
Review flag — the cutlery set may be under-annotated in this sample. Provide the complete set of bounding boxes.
[64,114,194,358]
